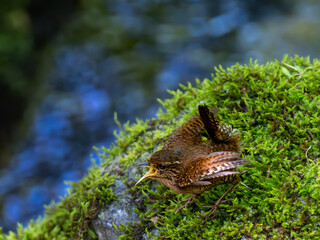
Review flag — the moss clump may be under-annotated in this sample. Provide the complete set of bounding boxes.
[1,55,320,239]
[114,55,320,239]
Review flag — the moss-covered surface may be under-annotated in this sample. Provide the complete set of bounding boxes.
[1,55,320,239]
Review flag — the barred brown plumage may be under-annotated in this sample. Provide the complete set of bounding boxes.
[132,104,248,217]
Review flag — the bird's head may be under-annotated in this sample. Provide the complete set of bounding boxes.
[132,150,184,185]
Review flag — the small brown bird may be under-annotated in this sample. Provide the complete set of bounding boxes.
[133,105,247,216]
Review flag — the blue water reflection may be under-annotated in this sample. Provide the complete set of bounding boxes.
[0,44,119,230]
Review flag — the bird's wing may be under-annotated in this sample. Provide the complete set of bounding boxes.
[177,151,247,187]
[199,171,240,180]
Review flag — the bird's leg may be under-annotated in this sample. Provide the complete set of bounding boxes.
[204,177,241,219]
[175,194,197,215]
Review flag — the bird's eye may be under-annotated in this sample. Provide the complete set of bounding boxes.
[158,164,166,170]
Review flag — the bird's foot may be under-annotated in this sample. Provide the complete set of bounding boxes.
[203,199,233,220]
[203,178,240,220]
[175,194,197,214]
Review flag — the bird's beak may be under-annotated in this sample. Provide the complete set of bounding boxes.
[132,161,157,185]
[135,168,157,185]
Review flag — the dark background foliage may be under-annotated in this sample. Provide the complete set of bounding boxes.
[1,0,319,232]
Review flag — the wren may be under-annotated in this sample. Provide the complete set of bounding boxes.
[133,105,247,216]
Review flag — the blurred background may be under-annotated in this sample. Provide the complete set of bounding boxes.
[1,0,320,233]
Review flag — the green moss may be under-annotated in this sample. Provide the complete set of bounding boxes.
[2,55,320,239]
[116,55,320,239]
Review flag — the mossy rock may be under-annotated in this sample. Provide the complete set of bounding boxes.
[1,55,320,240]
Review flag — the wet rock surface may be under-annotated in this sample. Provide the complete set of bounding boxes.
[93,152,157,240]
